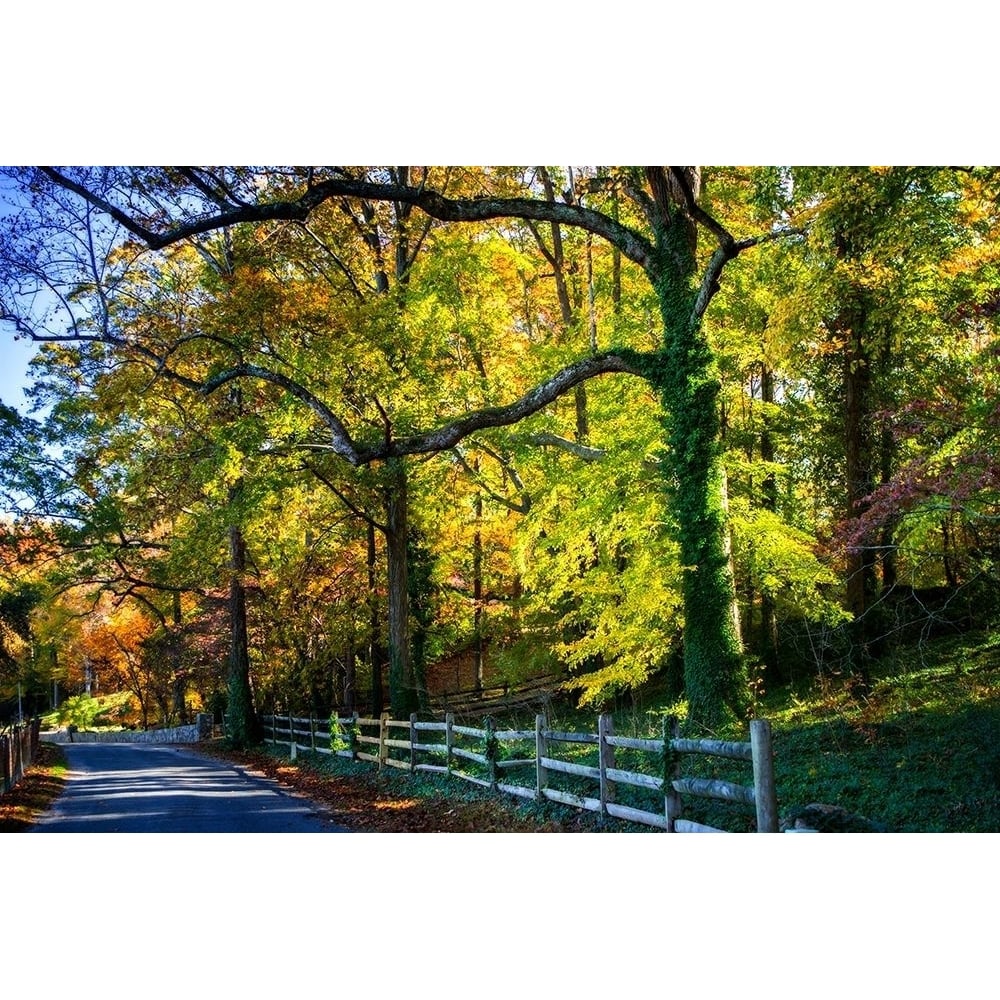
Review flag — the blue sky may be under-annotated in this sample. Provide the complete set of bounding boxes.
[0,335,38,412]
[0,171,42,413]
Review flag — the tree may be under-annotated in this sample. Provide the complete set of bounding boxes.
[827,168,1000,626]
[774,167,974,681]
[1,166,803,730]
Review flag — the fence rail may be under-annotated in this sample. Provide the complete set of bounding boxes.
[1,718,41,796]
[261,709,779,833]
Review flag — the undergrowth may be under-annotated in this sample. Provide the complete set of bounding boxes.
[276,630,999,832]
[0,743,69,832]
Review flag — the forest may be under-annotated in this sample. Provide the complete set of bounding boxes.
[1,166,998,754]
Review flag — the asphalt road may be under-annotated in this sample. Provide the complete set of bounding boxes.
[31,743,345,833]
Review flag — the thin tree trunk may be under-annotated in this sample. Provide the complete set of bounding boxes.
[170,589,187,724]
[941,516,958,588]
[878,407,898,592]
[227,519,258,748]
[473,488,484,692]
[344,643,357,714]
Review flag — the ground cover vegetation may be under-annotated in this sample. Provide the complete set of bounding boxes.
[201,625,999,832]
[0,740,67,831]
[0,166,998,830]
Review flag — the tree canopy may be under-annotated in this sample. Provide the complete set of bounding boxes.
[2,165,998,736]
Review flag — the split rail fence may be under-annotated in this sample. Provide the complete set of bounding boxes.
[261,710,779,832]
[1,718,41,796]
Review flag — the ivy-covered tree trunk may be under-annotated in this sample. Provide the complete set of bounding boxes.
[653,219,747,731]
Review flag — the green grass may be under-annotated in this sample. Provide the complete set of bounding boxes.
[761,633,1000,832]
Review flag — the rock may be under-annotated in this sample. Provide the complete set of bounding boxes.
[780,802,887,833]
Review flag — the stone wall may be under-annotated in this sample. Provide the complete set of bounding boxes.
[42,713,214,745]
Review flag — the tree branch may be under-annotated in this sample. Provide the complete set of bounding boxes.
[451,447,531,515]
[379,351,647,461]
[40,168,659,277]
[668,166,736,251]
[516,431,606,462]
[200,351,648,466]
[692,227,805,324]
[302,461,387,533]
[200,363,362,464]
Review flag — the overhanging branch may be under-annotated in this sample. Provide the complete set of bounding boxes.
[200,350,649,466]
[40,168,659,277]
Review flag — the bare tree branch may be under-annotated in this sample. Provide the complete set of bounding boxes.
[452,447,531,515]
[302,461,387,533]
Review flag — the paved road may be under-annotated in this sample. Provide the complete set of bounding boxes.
[31,743,345,833]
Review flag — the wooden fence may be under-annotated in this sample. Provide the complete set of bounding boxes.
[261,711,779,832]
[428,673,564,716]
[1,718,41,796]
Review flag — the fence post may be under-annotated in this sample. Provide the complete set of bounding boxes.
[535,714,548,801]
[409,712,418,772]
[351,713,359,760]
[750,718,779,832]
[598,713,615,821]
[310,714,316,753]
[289,710,296,759]
[445,713,454,778]
[664,716,683,833]
[379,711,389,769]
[486,716,498,792]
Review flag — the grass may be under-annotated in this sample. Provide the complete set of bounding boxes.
[0,742,69,832]
[762,632,1000,832]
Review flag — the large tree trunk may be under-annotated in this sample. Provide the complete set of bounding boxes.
[759,362,780,681]
[385,458,414,717]
[841,299,879,690]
